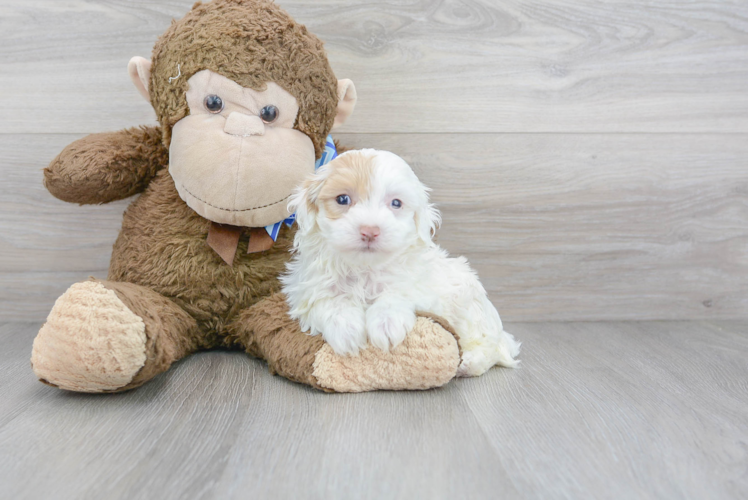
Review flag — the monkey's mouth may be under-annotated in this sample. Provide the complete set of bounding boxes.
[173,179,294,228]
[180,183,290,214]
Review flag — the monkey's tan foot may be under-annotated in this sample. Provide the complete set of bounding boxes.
[31,280,199,393]
[228,294,460,392]
[313,315,460,392]
[31,281,147,392]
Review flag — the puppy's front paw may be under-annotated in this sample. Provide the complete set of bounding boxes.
[320,306,367,356]
[366,302,417,351]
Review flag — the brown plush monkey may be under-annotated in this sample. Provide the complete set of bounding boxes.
[31,0,461,393]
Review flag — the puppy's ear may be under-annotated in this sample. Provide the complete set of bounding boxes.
[288,168,328,232]
[415,202,441,245]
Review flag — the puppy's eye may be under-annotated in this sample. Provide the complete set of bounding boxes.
[260,105,279,123]
[204,95,224,113]
[336,195,350,206]
[391,199,403,209]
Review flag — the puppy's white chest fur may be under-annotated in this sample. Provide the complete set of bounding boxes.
[337,269,389,304]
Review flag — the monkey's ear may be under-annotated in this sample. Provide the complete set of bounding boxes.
[128,56,153,102]
[332,79,357,130]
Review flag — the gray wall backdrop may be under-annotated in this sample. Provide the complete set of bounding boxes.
[1,0,746,322]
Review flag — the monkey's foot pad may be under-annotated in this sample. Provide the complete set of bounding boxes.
[313,316,460,392]
[31,281,147,392]
[240,294,460,393]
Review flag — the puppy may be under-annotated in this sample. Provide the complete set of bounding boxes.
[281,149,520,376]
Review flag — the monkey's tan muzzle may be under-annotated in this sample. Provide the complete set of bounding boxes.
[169,114,315,227]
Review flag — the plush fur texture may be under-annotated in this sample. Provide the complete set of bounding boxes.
[31,281,148,392]
[44,126,168,204]
[104,279,203,391]
[282,150,521,376]
[312,315,460,392]
[150,0,338,156]
[227,293,460,392]
[107,167,295,341]
[32,0,462,393]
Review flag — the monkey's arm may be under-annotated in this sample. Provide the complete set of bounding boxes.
[44,126,168,204]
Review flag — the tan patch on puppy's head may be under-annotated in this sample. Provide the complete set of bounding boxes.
[315,151,375,219]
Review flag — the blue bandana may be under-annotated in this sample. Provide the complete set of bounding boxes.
[263,135,338,240]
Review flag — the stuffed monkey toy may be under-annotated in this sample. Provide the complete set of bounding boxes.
[31,0,461,393]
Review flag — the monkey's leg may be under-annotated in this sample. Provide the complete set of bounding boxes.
[31,280,201,393]
[227,294,461,392]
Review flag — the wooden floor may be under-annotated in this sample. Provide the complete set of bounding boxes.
[1,320,746,499]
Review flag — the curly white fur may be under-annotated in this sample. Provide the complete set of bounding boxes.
[281,149,520,376]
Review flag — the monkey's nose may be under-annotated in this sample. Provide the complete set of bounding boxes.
[224,112,265,137]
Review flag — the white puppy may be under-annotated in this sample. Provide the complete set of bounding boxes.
[281,149,520,376]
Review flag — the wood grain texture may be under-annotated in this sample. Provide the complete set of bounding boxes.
[1,0,747,134]
[2,133,745,322]
[1,320,746,499]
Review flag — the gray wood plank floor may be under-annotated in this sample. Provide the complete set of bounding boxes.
[1,321,746,500]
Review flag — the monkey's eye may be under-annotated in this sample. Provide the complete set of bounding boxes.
[260,105,279,123]
[391,199,403,209]
[204,95,224,113]
[336,195,350,206]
